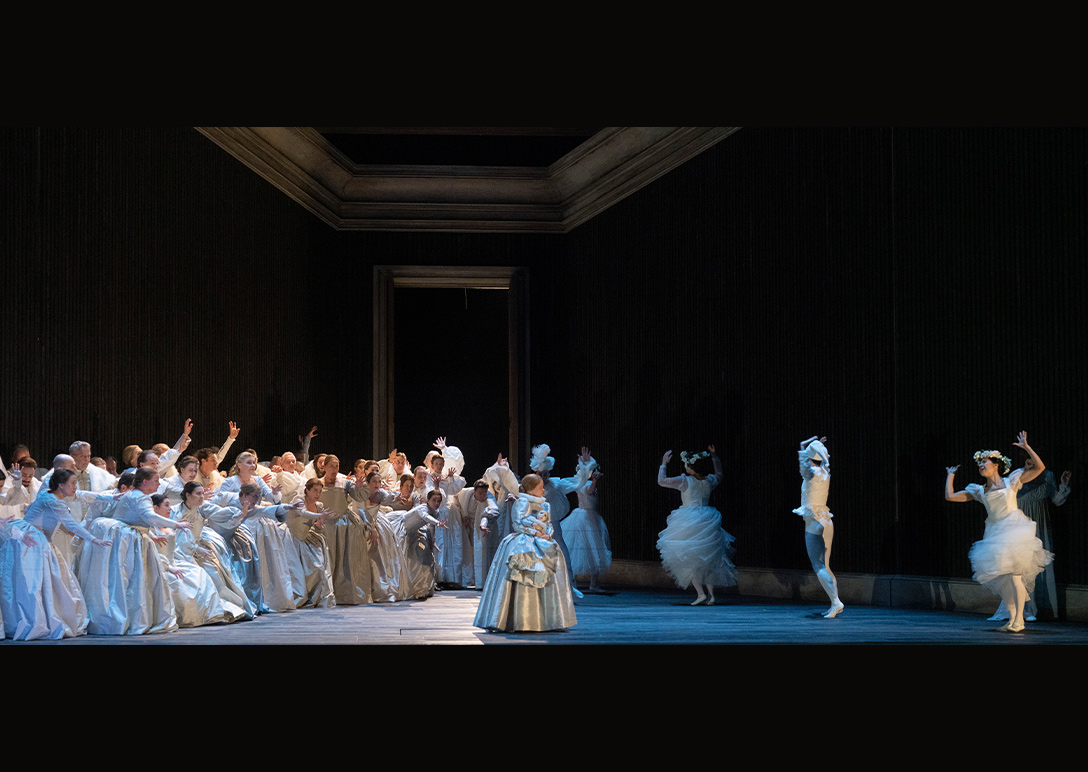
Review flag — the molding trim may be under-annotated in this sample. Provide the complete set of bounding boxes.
[196,127,740,233]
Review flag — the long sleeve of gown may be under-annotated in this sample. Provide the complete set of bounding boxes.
[657,465,686,491]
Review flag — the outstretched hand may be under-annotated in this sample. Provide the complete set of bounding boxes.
[433,436,447,450]
[228,421,240,439]
[946,465,960,474]
[580,446,591,463]
[1014,430,1030,450]
[662,450,672,465]
[1062,470,1072,486]
[183,418,194,436]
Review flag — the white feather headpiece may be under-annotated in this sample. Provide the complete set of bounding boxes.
[529,444,554,473]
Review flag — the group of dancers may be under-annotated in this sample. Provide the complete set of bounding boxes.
[0,419,1071,640]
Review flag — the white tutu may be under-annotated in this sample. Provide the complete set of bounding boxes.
[657,505,736,590]
[968,508,1053,595]
[563,507,612,576]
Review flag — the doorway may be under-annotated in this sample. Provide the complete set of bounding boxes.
[372,266,529,479]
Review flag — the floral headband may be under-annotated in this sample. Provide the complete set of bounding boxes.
[680,450,710,468]
[973,450,1011,475]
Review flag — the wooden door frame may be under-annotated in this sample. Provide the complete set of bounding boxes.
[372,265,529,474]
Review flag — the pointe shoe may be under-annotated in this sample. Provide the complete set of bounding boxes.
[691,595,707,606]
[823,601,845,619]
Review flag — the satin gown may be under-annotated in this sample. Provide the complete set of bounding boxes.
[0,492,92,640]
[319,485,372,605]
[286,505,335,608]
[170,502,255,622]
[473,493,577,632]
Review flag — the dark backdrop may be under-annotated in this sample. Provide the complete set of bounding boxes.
[2,126,1084,589]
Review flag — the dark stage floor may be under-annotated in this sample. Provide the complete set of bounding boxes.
[6,587,1088,646]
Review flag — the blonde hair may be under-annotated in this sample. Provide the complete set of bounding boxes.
[520,473,543,494]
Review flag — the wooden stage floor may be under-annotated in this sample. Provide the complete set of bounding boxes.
[6,587,1088,646]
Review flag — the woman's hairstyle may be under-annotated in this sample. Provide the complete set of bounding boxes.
[121,444,141,469]
[365,471,381,484]
[304,477,324,493]
[151,493,167,508]
[681,450,712,477]
[520,473,543,493]
[399,474,414,490]
[177,455,198,472]
[182,481,203,501]
[427,489,443,502]
[47,468,76,492]
[973,450,1012,475]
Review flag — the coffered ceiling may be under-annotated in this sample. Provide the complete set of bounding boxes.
[196,127,740,233]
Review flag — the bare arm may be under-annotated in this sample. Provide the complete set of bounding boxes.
[945,466,973,503]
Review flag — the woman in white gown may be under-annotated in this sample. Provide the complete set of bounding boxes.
[945,431,1053,632]
[0,469,112,640]
[562,448,610,593]
[170,482,255,621]
[794,436,843,618]
[656,444,736,606]
[400,489,446,600]
[474,474,577,633]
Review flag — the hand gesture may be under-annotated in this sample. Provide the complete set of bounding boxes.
[1062,470,1072,486]
[11,467,20,481]
[170,566,186,579]
[183,418,194,437]
[262,473,274,486]
[708,444,716,454]
[433,436,447,451]
[91,538,112,547]
[228,421,240,439]
[580,446,591,463]
[388,448,398,463]
[662,450,672,465]
[180,434,192,451]
[174,521,192,531]
[1014,430,1030,450]
[149,533,169,546]
[271,464,283,474]
[202,487,215,501]
[946,465,960,474]
[479,524,491,536]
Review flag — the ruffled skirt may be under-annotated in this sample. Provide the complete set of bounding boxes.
[78,519,177,635]
[563,507,612,576]
[657,505,737,590]
[473,532,577,632]
[0,520,89,640]
[968,509,1054,596]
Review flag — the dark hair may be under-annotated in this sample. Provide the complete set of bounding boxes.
[151,493,167,508]
[194,447,218,463]
[133,467,158,489]
[365,471,382,484]
[18,456,37,469]
[473,479,489,491]
[48,468,76,492]
[239,482,261,501]
[427,489,443,502]
[176,455,198,472]
[118,471,136,490]
[182,481,203,502]
[399,474,414,490]
[304,477,324,493]
[136,449,157,467]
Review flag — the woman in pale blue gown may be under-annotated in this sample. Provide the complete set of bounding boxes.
[0,469,112,640]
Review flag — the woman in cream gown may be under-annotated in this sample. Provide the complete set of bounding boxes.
[169,482,255,621]
[148,494,229,627]
[288,478,335,608]
[317,454,374,605]
[359,471,410,602]
[0,469,112,640]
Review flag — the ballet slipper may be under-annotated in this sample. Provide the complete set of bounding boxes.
[691,594,706,606]
[998,621,1025,633]
[823,601,844,619]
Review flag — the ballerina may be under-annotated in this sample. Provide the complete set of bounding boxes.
[562,448,610,594]
[945,431,1054,632]
[794,436,843,618]
[656,444,736,606]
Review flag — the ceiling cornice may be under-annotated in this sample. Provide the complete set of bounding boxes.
[195,127,740,234]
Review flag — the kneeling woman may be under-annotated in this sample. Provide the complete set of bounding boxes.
[473,474,577,633]
[0,469,111,640]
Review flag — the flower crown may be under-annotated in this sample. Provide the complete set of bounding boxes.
[973,450,1012,475]
[680,450,710,468]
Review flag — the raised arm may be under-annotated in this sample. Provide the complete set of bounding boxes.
[214,421,241,466]
[709,444,723,479]
[1013,431,1045,485]
[657,450,685,491]
[945,466,973,503]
